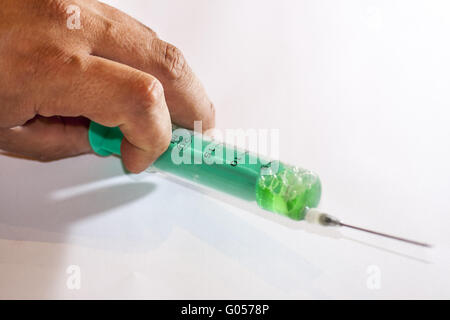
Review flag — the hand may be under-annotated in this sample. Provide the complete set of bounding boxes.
[0,0,215,173]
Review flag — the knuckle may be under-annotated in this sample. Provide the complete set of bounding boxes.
[39,0,72,20]
[16,45,87,115]
[62,53,88,71]
[29,45,87,77]
[99,17,118,41]
[132,76,164,112]
[158,41,187,80]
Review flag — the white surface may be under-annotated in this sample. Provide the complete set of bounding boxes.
[1,0,450,299]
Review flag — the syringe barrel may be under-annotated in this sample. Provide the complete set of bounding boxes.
[89,122,321,220]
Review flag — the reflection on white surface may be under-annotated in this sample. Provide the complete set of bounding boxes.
[0,154,325,298]
[1,0,450,299]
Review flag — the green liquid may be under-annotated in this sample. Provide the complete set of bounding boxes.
[255,165,321,220]
[152,128,321,221]
[89,123,322,221]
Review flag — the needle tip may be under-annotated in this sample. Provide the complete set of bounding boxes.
[304,210,433,248]
[340,222,433,248]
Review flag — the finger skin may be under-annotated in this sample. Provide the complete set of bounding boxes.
[2,48,172,172]
[91,3,215,130]
[37,55,173,173]
[0,0,213,170]
[0,116,91,161]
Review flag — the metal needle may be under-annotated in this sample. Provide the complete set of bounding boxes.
[318,213,432,248]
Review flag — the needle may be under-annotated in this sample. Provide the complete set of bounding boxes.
[338,222,432,248]
[306,210,432,248]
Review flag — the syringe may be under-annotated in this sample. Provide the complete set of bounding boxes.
[89,122,431,248]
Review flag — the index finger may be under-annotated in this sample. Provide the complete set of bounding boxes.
[29,55,172,173]
[88,2,215,131]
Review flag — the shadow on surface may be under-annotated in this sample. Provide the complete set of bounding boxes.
[0,154,155,243]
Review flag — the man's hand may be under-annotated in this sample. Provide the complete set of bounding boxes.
[0,0,215,173]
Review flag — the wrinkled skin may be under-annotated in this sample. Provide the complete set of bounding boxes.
[0,0,215,173]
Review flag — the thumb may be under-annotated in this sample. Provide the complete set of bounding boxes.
[0,116,91,161]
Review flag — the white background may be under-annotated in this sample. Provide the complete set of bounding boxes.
[0,0,449,299]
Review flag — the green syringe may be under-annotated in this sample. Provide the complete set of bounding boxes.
[89,122,431,247]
